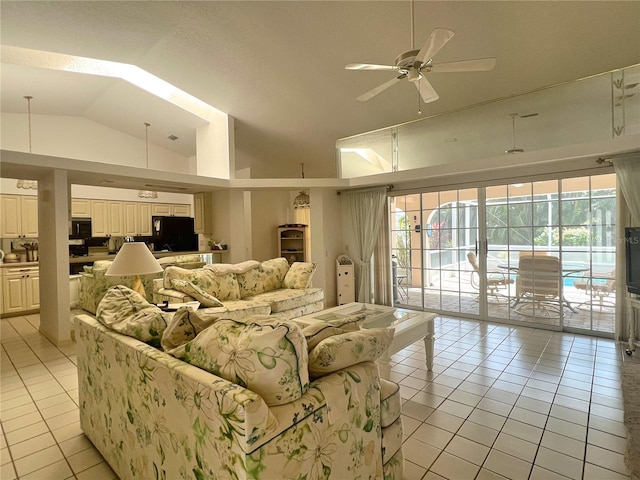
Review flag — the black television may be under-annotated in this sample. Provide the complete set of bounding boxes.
[626,227,640,295]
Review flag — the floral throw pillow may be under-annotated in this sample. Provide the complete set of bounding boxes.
[96,285,168,348]
[169,316,309,406]
[161,306,215,351]
[282,262,317,289]
[308,328,393,378]
[170,279,224,307]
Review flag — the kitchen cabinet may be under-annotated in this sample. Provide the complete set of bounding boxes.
[1,265,39,315]
[278,225,308,265]
[91,200,124,237]
[123,202,152,236]
[152,203,191,217]
[71,199,91,217]
[194,192,213,234]
[0,194,38,238]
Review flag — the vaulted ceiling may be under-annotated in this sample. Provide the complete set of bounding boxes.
[1,1,639,179]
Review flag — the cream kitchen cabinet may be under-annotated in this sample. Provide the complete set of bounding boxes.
[123,202,152,236]
[152,203,191,217]
[91,200,124,237]
[71,198,91,217]
[194,192,213,234]
[0,194,38,238]
[1,265,40,315]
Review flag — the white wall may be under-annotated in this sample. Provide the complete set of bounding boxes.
[251,190,291,261]
[1,112,195,174]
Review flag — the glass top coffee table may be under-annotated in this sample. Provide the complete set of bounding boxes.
[294,302,435,379]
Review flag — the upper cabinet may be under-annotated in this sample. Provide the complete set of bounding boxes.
[152,203,191,217]
[91,200,124,237]
[123,202,152,236]
[194,192,213,234]
[0,195,38,238]
[71,199,91,218]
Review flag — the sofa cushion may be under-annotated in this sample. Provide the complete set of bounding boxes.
[161,306,215,351]
[247,287,324,313]
[283,262,317,289]
[308,328,393,378]
[169,316,309,406]
[238,257,290,298]
[205,260,260,275]
[163,266,240,301]
[96,285,168,347]
[170,279,224,307]
[301,313,365,350]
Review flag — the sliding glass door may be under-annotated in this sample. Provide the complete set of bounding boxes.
[389,173,617,335]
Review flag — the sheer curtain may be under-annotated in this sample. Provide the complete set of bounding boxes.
[343,187,388,303]
[613,155,640,224]
[373,206,392,305]
[614,154,640,341]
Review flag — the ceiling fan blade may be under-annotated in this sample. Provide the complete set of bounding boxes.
[356,77,402,101]
[414,28,455,66]
[416,77,439,103]
[430,57,497,73]
[345,63,399,71]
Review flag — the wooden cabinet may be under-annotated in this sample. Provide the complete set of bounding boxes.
[0,195,38,238]
[1,266,39,315]
[91,200,124,236]
[194,192,213,234]
[152,203,191,217]
[123,202,153,236]
[71,199,91,217]
[278,225,308,264]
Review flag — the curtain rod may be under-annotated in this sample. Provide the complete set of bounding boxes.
[598,150,640,165]
[337,185,393,195]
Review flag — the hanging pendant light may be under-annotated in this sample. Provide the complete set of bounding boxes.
[138,122,158,199]
[17,96,38,190]
[293,163,310,209]
[505,113,524,154]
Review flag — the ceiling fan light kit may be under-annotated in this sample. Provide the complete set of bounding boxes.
[346,2,496,110]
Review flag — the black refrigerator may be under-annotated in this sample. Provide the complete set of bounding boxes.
[152,216,198,252]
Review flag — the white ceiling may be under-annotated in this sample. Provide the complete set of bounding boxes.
[1,1,639,179]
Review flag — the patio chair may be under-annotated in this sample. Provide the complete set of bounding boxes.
[467,252,514,303]
[574,269,616,311]
[514,255,562,317]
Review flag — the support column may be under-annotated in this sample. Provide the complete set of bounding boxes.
[196,114,235,179]
[37,169,71,345]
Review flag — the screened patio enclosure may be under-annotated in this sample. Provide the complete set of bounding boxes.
[390,173,617,335]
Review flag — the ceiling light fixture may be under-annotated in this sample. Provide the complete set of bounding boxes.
[17,95,38,190]
[505,113,524,154]
[293,163,310,209]
[138,122,158,199]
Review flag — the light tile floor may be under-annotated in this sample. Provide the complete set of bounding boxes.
[0,312,632,479]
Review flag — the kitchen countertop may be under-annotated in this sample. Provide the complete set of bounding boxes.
[1,250,228,267]
[68,250,221,264]
[0,261,40,269]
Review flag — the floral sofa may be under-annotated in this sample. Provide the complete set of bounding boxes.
[152,257,325,321]
[78,254,205,314]
[75,286,404,480]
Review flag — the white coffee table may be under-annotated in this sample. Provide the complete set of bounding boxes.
[294,303,435,379]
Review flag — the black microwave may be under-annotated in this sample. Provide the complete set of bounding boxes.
[71,218,92,238]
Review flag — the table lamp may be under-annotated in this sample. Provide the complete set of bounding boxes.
[105,242,163,298]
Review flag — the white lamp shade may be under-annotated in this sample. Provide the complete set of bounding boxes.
[105,243,163,277]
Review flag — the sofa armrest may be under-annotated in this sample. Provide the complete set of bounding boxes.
[153,288,194,304]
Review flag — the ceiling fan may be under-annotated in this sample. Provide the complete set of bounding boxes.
[346,3,496,105]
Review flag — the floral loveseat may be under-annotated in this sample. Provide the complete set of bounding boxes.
[78,254,205,314]
[75,286,404,480]
[152,257,324,321]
